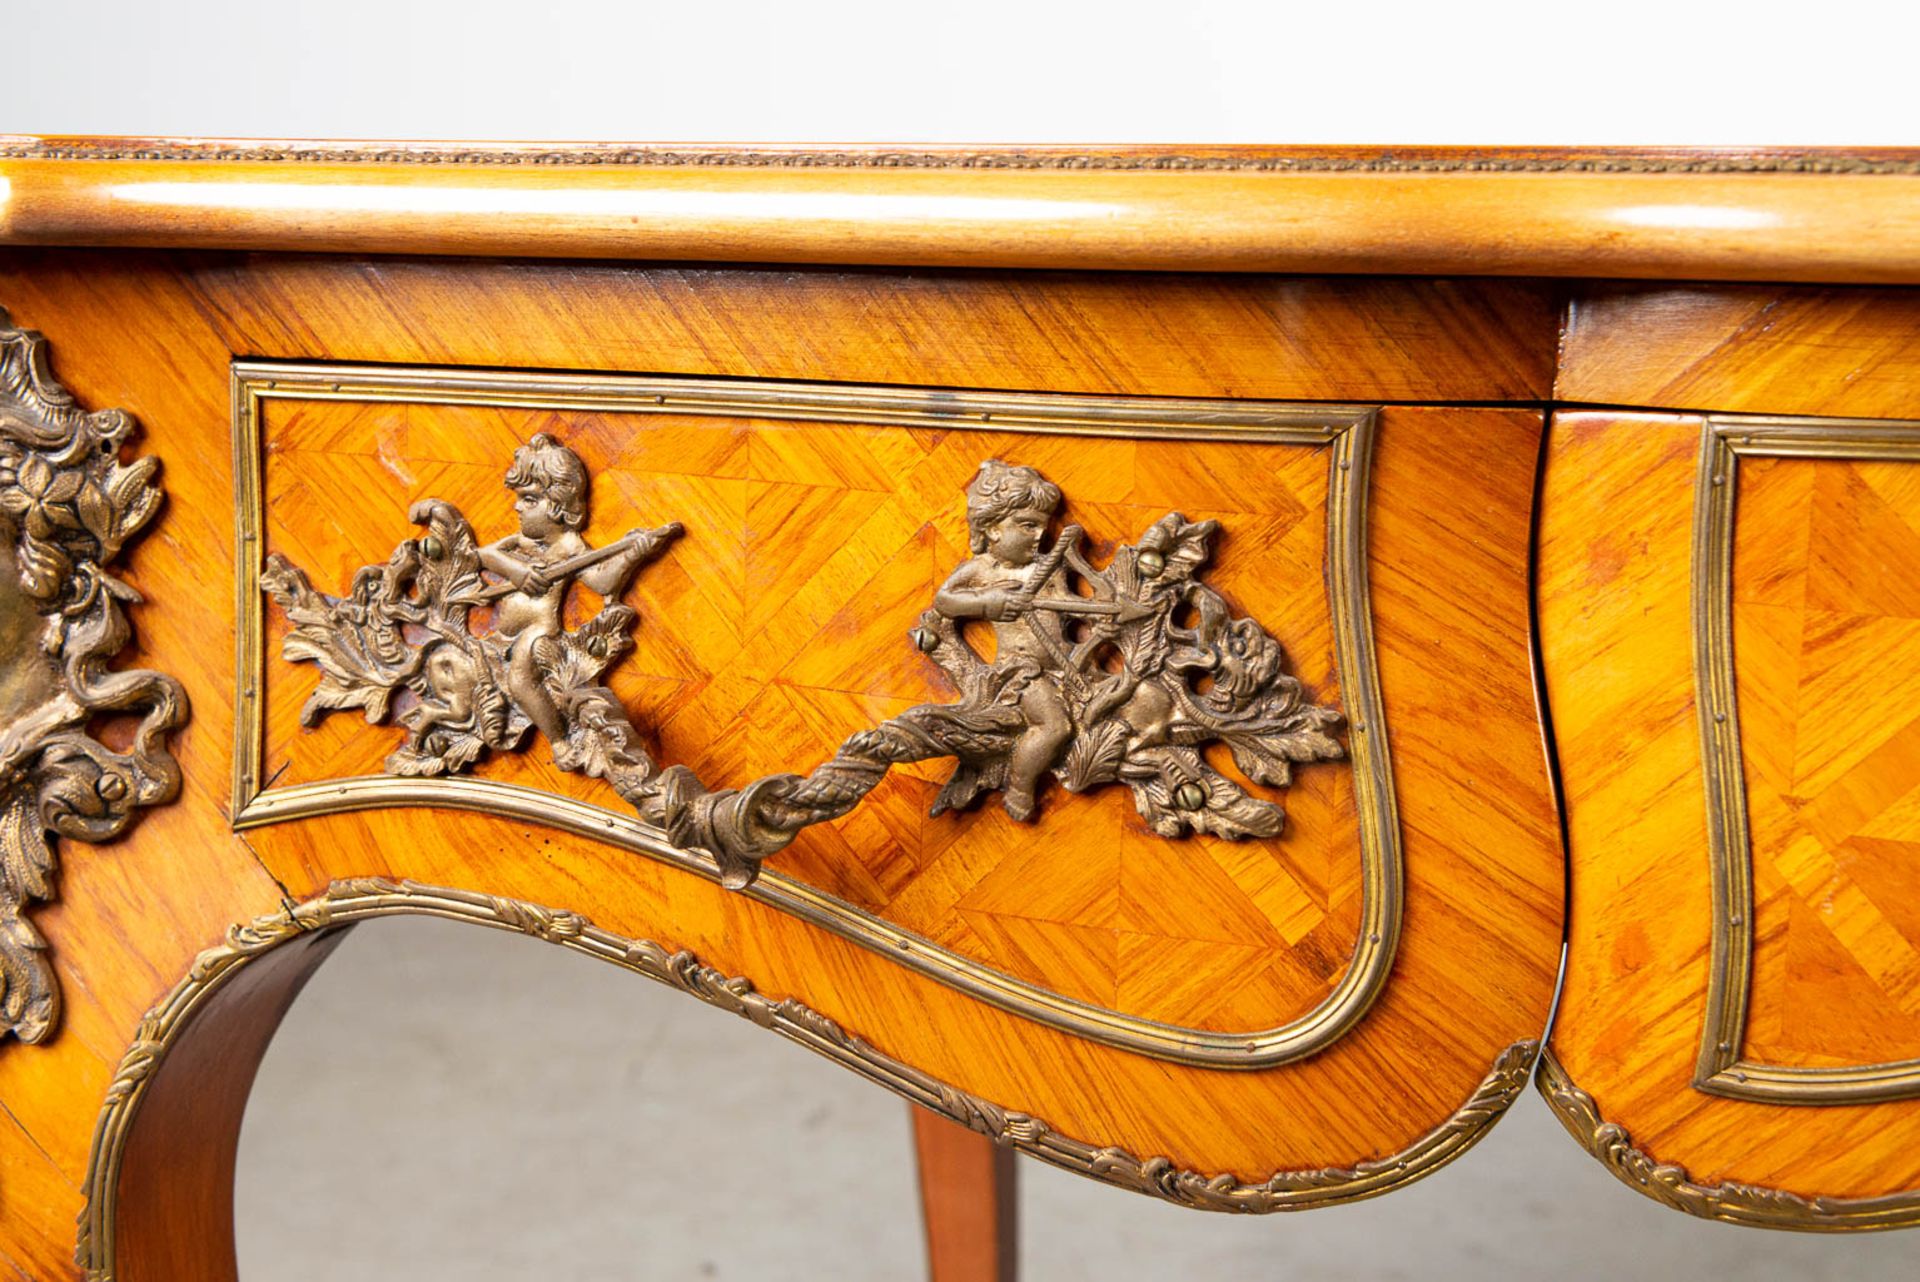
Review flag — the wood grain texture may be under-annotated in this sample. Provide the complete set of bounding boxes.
[1558,285,1920,418]
[3,141,1919,283]
[1736,456,1920,1071]
[232,402,1557,1171]
[252,397,1361,1033]
[0,258,295,1282]
[912,1107,1017,1282]
[0,249,1562,1277]
[174,253,1558,403]
[111,930,346,1282]
[1540,411,1920,1208]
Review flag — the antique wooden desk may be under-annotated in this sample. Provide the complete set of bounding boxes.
[0,140,1916,1280]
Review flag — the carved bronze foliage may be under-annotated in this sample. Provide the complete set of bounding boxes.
[0,311,186,1044]
[263,443,1344,894]
[261,433,682,808]
[655,458,1345,885]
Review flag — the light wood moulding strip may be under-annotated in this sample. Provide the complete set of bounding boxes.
[3,140,1919,283]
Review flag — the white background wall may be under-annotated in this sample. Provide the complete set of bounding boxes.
[3,2,1918,1278]
[5,0,1917,145]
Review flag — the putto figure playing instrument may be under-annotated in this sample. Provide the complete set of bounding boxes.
[264,443,1344,892]
[261,432,680,800]
[654,458,1346,887]
[479,434,677,772]
[932,461,1076,820]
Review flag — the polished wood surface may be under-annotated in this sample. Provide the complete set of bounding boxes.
[112,931,346,1282]
[4,140,1920,283]
[912,1107,1017,1282]
[1540,411,1920,1204]
[1735,455,1920,1070]
[0,249,1562,1278]
[113,251,1558,403]
[235,411,1553,1131]
[7,143,1914,1271]
[1558,284,1920,419]
[0,263,293,1280]
[255,396,1361,1031]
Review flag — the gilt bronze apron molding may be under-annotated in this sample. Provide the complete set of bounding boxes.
[0,312,185,1045]
[232,362,1403,1068]
[78,877,1535,1281]
[1691,415,1920,1105]
[1538,1051,1920,1230]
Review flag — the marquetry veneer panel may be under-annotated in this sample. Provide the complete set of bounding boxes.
[1736,455,1920,1072]
[1542,410,1920,1218]
[0,248,1563,1276]
[252,392,1363,1035]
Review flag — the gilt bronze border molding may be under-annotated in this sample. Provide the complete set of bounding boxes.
[78,877,1534,1281]
[7,140,1920,174]
[0,311,186,1046]
[1690,415,1920,1104]
[228,362,1402,1070]
[1537,1051,1920,1231]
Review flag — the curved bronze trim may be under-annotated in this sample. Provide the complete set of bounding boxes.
[7,139,1920,174]
[78,878,1535,1280]
[1537,1050,1920,1231]
[229,363,1402,1069]
[1691,415,1920,1104]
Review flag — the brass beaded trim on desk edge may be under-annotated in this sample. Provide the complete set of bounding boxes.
[1690,415,1920,1104]
[76,877,1537,1280]
[229,362,1403,1071]
[5,140,1920,174]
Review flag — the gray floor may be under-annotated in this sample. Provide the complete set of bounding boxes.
[237,919,1920,1280]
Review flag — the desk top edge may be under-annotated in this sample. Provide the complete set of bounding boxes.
[3,137,1918,285]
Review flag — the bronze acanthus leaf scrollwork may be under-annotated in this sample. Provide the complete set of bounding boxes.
[654,458,1345,886]
[260,432,682,810]
[264,449,1344,891]
[0,310,186,1045]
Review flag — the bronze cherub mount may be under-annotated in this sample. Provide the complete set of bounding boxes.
[263,443,1345,891]
[261,434,681,804]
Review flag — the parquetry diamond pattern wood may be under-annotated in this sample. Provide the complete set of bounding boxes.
[1736,455,1920,1065]
[259,398,1362,1032]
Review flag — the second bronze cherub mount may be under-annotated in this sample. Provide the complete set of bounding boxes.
[261,435,1345,891]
